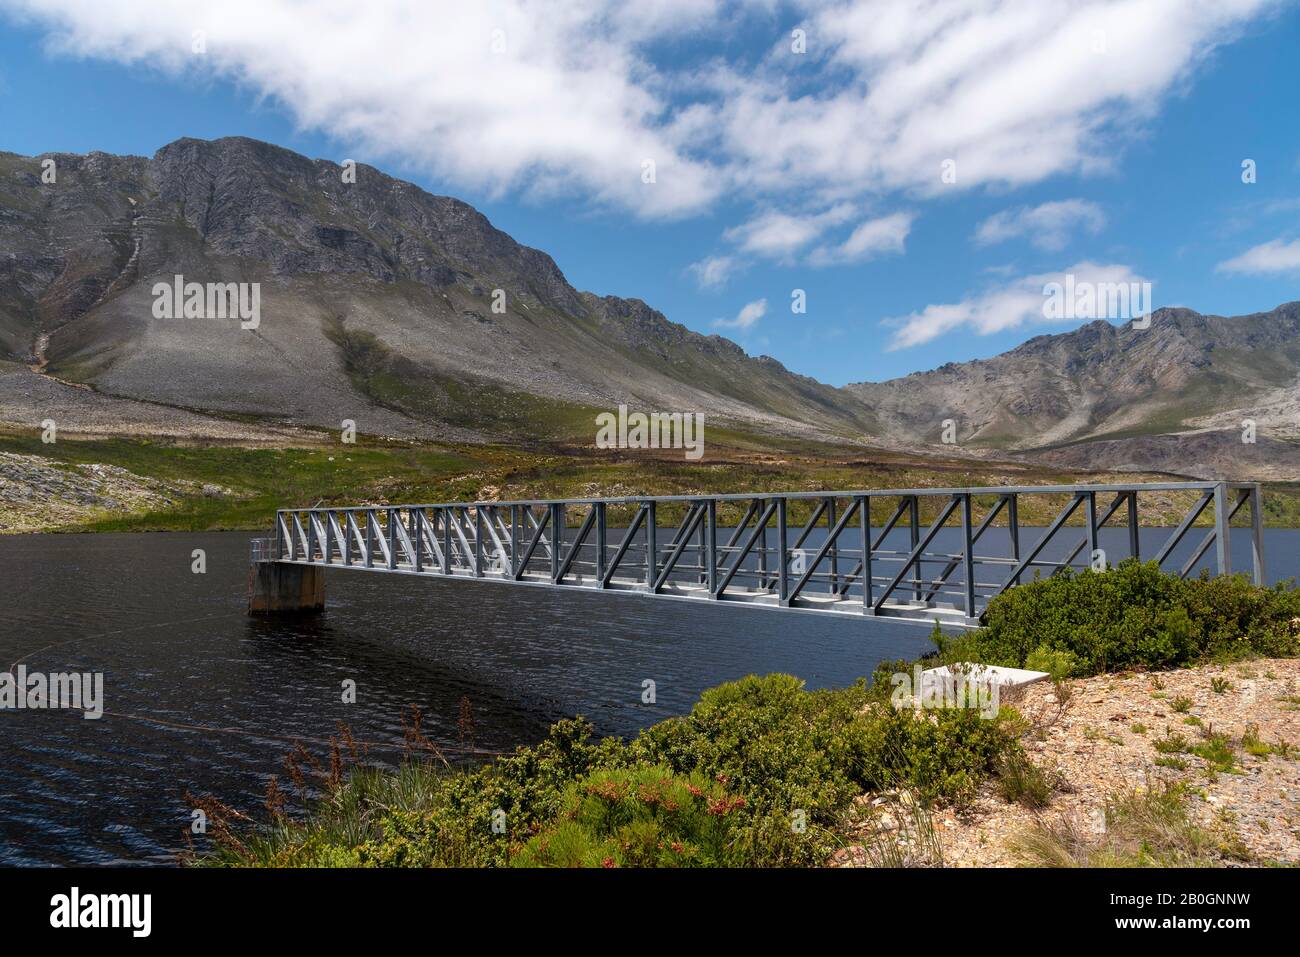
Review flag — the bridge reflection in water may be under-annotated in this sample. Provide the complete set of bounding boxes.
[255,482,1264,628]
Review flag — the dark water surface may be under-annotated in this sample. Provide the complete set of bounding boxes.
[0,530,943,866]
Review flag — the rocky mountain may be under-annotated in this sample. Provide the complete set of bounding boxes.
[0,136,875,443]
[847,304,1300,481]
[1,136,1295,481]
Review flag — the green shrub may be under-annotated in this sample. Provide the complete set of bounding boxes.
[1024,645,1080,679]
[854,705,1014,807]
[628,673,882,865]
[629,673,1016,863]
[512,765,743,867]
[963,561,1300,676]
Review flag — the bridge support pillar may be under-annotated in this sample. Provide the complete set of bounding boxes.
[248,562,325,615]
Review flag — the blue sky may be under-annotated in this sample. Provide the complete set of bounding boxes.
[2,0,1298,386]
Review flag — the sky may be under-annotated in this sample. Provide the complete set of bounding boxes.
[1,0,1298,386]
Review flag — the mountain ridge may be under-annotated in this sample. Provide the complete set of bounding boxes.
[0,135,878,443]
[1,135,1296,480]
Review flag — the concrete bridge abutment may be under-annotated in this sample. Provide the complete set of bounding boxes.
[248,562,325,615]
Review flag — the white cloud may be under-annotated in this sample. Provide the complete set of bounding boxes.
[1,0,723,219]
[809,211,914,266]
[719,0,1277,200]
[687,255,738,289]
[883,262,1150,350]
[715,297,767,330]
[1216,238,1300,274]
[0,0,1279,229]
[723,204,856,259]
[974,199,1106,251]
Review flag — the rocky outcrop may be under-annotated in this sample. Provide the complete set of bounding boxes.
[0,450,218,532]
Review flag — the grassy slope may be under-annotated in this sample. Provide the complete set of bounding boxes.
[6,426,1298,533]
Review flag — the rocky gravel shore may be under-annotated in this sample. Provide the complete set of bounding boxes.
[834,658,1300,867]
[0,450,218,532]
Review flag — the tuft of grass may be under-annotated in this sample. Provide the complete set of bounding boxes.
[1241,724,1294,761]
[1211,677,1231,695]
[1154,731,1189,754]
[857,796,945,868]
[996,751,1060,810]
[1242,724,1272,759]
[1008,782,1251,867]
[1172,695,1194,714]
[1188,730,1236,774]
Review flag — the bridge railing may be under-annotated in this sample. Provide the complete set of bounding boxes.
[249,536,277,563]
[268,481,1264,626]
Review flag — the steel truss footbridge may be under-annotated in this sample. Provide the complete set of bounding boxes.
[255,481,1265,628]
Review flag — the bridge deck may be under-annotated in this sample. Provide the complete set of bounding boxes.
[259,481,1264,628]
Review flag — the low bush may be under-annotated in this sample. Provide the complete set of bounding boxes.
[945,561,1300,676]
[511,765,742,867]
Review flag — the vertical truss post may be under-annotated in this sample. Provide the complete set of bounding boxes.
[908,495,921,601]
[645,501,657,588]
[777,497,789,606]
[1128,490,1140,562]
[696,504,707,585]
[364,510,374,568]
[1007,494,1020,587]
[1085,491,1099,569]
[441,508,451,574]
[510,505,520,577]
[706,499,717,595]
[414,509,424,572]
[1214,482,1231,576]
[474,507,484,577]
[596,502,607,584]
[961,494,975,617]
[859,495,873,614]
[386,508,397,570]
[827,497,839,594]
[1249,486,1265,585]
[756,500,768,590]
[550,503,563,582]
